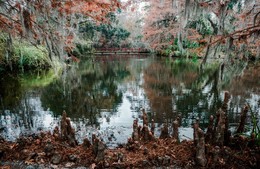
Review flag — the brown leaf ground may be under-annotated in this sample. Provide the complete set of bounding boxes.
[1,131,260,168]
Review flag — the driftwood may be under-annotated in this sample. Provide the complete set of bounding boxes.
[236,105,249,134]
[60,111,78,146]
[194,120,207,167]
[172,120,179,141]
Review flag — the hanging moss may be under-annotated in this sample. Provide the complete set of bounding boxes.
[72,39,94,57]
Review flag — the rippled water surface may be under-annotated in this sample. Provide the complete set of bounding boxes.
[0,55,259,147]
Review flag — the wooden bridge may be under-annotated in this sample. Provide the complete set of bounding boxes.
[94,48,150,55]
[94,54,149,62]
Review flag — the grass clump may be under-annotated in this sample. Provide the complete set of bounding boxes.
[13,41,51,70]
[20,69,58,88]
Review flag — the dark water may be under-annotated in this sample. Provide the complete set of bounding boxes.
[0,55,259,147]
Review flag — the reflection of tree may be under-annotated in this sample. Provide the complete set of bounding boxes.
[223,62,260,122]
[144,60,222,128]
[41,59,130,126]
[0,75,22,110]
[224,62,260,97]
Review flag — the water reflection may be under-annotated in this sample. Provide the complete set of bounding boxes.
[0,56,259,146]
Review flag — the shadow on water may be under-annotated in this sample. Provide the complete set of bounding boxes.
[0,55,259,146]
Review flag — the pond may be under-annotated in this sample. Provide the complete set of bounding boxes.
[0,55,260,147]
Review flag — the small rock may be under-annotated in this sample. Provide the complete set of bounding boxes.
[89,163,96,169]
[111,162,125,168]
[26,152,37,161]
[44,140,54,156]
[35,156,45,164]
[163,155,171,165]
[152,143,158,149]
[143,147,149,155]
[0,150,3,158]
[65,162,75,168]
[117,152,124,162]
[68,154,77,162]
[142,160,149,166]
[50,164,59,169]
[51,154,62,164]
[157,156,163,165]
[25,165,36,169]
[104,160,110,168]
[21,149,30,159]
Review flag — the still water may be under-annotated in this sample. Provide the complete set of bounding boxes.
[0,55,259,147]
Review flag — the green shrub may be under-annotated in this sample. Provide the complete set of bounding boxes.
[72,39,93,57]
[0,33,8,65]
[13,42,51,70]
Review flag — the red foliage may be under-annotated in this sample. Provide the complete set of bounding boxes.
[0,0,121,59]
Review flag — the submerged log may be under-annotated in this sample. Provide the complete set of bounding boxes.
[236,105,249,134]
[60,111,78,146]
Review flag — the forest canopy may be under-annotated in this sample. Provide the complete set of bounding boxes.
[0,0,259,72]
[141,0,260,60]
[0,0,121,66]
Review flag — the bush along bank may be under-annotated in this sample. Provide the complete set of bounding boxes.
[0,38,52,73]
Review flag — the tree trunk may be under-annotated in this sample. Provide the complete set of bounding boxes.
[45,37,53,61]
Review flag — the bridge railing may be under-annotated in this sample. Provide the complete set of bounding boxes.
[95,48,149,53]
